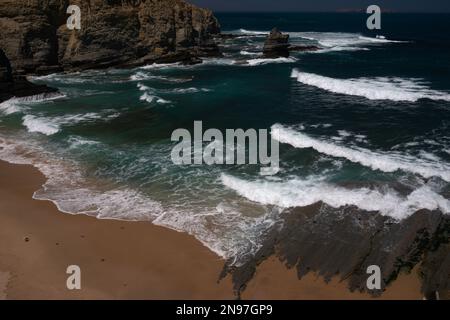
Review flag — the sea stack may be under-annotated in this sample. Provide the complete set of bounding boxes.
[0,0,221,75]
[263,28,290,58]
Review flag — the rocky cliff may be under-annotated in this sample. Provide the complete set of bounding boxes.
[0,48,57,103]
[0,0,221,75]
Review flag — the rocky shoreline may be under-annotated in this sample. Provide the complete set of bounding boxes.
[0,0,221,76]
[220,204,449,300]
[1,49,58,103]
[1,1,448,301]
[0,0,223,101]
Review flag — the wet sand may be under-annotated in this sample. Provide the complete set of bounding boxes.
[242,257,422,300]
[0,160,423,299]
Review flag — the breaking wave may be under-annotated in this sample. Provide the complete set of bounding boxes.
[291,69,450,102]
[221,173,450,219]
[246,57,297,66]
[22,112,120,136]
[0,93,66,115]
[271,124,450,182]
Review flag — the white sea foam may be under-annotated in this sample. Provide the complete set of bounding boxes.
[317,46,370,53]
[29,73,99,84]
[246,57,297,66]
[22,112,119,136]
[202,58,237,66]
[233,30,407,49]
[234,29,269,36]
[67,136,100,148]
[0,93,66,115]
[168,87,211,94]
[137,83,172,104]
[271,124,450,182]
[291,69,450,102]
[296,32,407,47]
[22,115,60,135]
[338,130,352,137]
[130,71,152,81]
[139,92,157,103]
[240,50,262,56]
[221,173,450,219]
[0,99,22,115]
[0,135,278,266]
[139,62,181,70]
[131,71,191,83]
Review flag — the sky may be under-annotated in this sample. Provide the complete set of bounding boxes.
[189,0,450,12]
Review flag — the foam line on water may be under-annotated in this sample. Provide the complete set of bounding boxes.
[221,173,450,219]
[291,69,450,102]
[271,124,450,182]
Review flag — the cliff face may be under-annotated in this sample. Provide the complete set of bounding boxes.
[0,0,221,74]
[0,48,57,103]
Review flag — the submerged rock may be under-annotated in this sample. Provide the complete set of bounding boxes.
[0,0,221,75]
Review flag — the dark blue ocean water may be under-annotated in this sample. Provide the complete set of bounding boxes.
[1,13,449,264]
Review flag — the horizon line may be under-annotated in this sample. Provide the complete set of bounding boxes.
[210,10,450,14]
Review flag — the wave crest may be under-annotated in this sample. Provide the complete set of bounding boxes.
[291,69,450,102]
[272,124,450,182]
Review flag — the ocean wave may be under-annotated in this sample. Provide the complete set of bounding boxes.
[358,35,408,44]
[139,92,171,104]
[139,62,182,70]
[246,57,297,66]
[67,136,100,148]
[0,135,163,221]
[137,83,172,104]
[167,87,211,94]
[130,71,191,83]
[29,73,98,84]
[295,32,407,47]
[221,173,450,219]
[232,30,406,46]
[0,92,66,115]
[231,29,269,36]
[0,135,278,266]
[291,69,450,102]
[138,82,210,95]
[317,46,370,53]
[202,58,237,66]
[22,115,60,135]
[240,50,263,56]
[271,124,450,182]
[22,112,120,136]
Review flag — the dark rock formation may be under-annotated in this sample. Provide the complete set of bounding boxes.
[220,204,450,299]
[263,28,290,58]
[0,49,13,82]
[262,28,319,58]
[0,0,221,75]
[0,49,57,103]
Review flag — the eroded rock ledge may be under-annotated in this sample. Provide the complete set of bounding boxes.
[220,204,449,300]
[0,0,221,75]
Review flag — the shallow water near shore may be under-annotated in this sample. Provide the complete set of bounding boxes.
[0,13,449,266]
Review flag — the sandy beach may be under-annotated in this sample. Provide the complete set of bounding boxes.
[0,160,423,299]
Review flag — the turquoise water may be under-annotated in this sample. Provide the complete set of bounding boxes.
[1,13,449,264]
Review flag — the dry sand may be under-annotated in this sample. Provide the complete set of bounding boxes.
[0,160,422,299]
